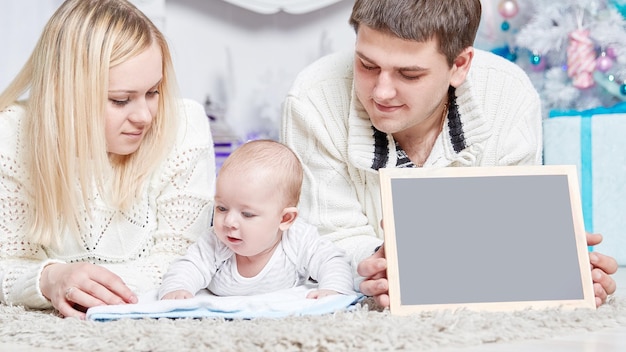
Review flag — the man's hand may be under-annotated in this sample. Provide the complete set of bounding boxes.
[357,245,390,307]
[587,233,618,307]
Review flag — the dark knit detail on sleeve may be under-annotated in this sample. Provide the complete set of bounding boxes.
[447,86,466,153]
[371,126,389,170]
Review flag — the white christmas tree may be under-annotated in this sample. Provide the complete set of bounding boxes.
[482,0,626,112]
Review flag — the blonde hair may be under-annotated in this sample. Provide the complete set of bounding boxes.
[0,0,179,246]
[219,140,303,207]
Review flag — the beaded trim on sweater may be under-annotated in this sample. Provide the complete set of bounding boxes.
[446,86,466,153]
[373,86,467,169]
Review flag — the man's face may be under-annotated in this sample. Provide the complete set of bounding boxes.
[353,25,457,136]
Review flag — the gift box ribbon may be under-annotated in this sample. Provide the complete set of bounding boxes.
[549,102,626,247]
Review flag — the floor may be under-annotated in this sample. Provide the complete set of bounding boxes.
[1,268,625,351]
[436,267,626,352]
[436,326,626,352]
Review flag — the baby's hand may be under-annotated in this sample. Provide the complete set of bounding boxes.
[306,289,339,299]
[161,290,193,300]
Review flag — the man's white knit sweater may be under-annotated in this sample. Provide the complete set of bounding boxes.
[0,99,215,309]
[281,49,542,280]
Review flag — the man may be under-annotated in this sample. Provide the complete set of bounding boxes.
[281,0,617,307]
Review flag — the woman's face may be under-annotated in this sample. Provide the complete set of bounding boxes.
[105,43,162,156]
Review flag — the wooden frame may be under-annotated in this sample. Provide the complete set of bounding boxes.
[379,165,595,315]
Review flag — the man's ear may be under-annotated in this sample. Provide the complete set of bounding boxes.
[449,47,474,88]
[278,207,298,231]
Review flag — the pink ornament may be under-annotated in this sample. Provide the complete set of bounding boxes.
[596,53,614,73]
[567,29,597,89]
[531,59,546,72]
[498,0,519,19]
[606,46,617,59]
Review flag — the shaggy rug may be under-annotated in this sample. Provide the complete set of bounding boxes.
[1,296,625,351]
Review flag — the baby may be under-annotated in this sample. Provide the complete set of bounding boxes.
[158,139,354,299]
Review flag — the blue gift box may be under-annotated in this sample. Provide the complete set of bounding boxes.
[543,103,626,265]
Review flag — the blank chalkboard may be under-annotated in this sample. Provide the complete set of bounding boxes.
[379,165,595,315]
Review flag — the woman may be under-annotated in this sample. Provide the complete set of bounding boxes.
[0,0,215,319]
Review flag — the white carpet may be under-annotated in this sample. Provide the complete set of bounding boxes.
[1,296,625,351]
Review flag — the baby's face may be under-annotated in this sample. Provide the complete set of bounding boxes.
[212,171,285,257]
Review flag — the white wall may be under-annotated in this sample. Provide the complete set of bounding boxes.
[0,0,64,93]
[165,0,355,139]
[0,0,355,141]
[0,0,160,92]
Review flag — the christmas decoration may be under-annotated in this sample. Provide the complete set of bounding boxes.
[484,0,626,112]
[566,29,596,89]
[498,0,519,31]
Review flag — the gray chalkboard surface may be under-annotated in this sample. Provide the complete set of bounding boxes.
[379,165,595,315]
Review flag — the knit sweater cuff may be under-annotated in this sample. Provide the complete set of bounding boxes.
[13,259,64,309]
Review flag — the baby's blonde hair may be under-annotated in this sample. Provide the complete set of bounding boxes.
[219,140,304,207]
[0,0,179,246]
